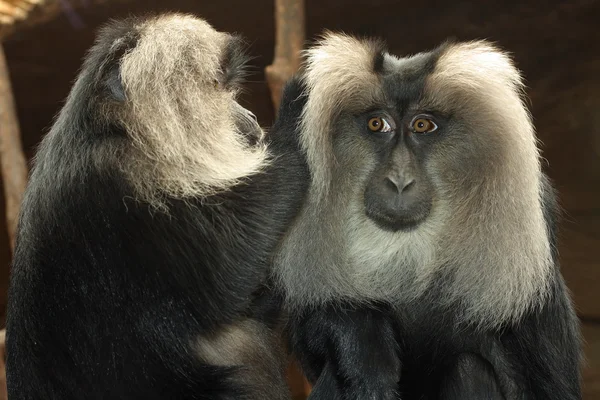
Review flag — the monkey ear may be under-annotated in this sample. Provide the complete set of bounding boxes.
[104,63,126,102]
[102,32,139,102]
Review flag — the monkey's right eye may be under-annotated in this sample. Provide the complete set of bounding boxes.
[368,117,393,133]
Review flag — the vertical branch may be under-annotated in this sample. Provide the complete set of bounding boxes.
[265,0,305,112]
[0,329,5,400]
[266,1,309,397]
[0,45,27,253]
[265,0,310,399]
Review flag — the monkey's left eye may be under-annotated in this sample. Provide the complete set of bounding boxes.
[367,117,393,133]
[412,117,438,133]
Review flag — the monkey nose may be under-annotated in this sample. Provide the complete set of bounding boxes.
[247,110,258,122]
[384,176,416,194]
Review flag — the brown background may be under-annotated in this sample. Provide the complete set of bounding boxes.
[0,0,598,398]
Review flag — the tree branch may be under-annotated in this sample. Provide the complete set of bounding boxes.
[265,0,305,112]
[0,44,28,252]
[266,2,309,396]
[266,2,310,397]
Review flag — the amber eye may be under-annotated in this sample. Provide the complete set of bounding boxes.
[412,118,437,133]
[367,117,393,133]
[368,117,383,131]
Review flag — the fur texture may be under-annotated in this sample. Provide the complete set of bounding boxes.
[5,14,308,400]
[299,32,386,200]
[273,34,581,399]
[422,41,552,326]
[194,319,289,399]
[277,37,551,328]
[117,14,268,209]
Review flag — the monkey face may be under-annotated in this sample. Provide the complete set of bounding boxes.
[361,111,437,232]
[329,107,441,232]
[232,101,263,147]
[327,57,447,232]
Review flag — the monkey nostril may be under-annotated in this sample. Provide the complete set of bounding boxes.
[385,177,400,193]
[402,179,415,193]
[384,177,415,194]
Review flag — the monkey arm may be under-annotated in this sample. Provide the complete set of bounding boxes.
[288,304,401,400]
[493,275,582,400]
[438,353,505,400]
[437,274,582,400]
[501,176,582,400]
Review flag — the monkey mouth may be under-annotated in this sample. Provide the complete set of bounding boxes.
[241,125,265,147]
[365,203,431,232]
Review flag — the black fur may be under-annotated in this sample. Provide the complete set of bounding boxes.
[369,38,388,75]
[287,164,581,400]
[5,17,309,400]
[276,68,582,399]
[222,34,252,89]
[289,303,400,400]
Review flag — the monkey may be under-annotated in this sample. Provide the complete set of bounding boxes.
[271,34,582,399]
[5,13,308,400]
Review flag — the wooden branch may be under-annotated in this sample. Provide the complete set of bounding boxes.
[0,2,28,20]
[266,3,309,397]
[0,0,47,35]
[0,0,136,41]
[266,2,309,396]
[0,44,27,252]
[0,329,5,400]
[265,0,305,112]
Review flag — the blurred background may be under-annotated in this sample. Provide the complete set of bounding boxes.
[0,0,597,399]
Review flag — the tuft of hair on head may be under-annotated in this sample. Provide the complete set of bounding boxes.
[298,31,387,202]
[422,40,553,328]
[100,13,267,210]
[425,40,527,107]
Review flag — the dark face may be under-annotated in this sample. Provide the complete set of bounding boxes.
[232,101,262,146]
[221,35,263,146]
[359,57,444,232]
[361,111,440,231]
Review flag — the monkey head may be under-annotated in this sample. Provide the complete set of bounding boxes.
[65,13,266,209]
[300,35,543,235]
[277,34,552,326]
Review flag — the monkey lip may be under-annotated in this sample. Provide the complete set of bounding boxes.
[364,187,433,232]
[365,205,430,232]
